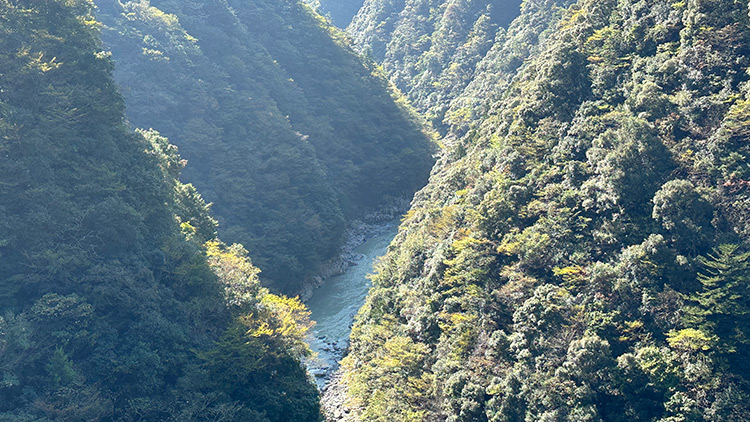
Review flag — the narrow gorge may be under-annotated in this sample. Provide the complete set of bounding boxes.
[2,0,749,421]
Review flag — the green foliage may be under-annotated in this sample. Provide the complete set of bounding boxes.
[667,329,717,352]
[339,0,750,419]
[46,348,77,387]
[95,0,434,293]
[0,1,320,420]
[652,180,714,254]
[343,316,433,421]
[348,0,525,132]
[685,244,750,363]
[5,0,750,419]
[200,320,321,422]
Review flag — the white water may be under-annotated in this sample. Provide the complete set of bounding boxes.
[304,221,400,389]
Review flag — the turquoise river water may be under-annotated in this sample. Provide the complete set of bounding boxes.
[304,221,400,389]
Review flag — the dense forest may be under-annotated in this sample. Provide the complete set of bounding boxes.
[94,0,434,294]
[3,0,750,420]
[347,0,524,132]
[335,0,750,420]
[0,1,321,420]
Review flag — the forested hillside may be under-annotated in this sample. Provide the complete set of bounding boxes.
[94,0,435,293]
[347,0,524,132]
[336,0,750,419]
[5,0,750,420]
[0,1,320,420]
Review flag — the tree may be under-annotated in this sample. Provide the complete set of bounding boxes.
[686,244,750,374]
[651,179,714,254]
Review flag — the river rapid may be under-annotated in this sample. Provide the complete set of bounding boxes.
[304,221,400,389]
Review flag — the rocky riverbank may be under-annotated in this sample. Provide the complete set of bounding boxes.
[306,333,347,386]
[299,200,405,400]
[302,218,402,388]
[297,198,409,301]
[321,371,356,421]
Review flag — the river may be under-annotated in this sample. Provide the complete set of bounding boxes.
[304,221,400,389]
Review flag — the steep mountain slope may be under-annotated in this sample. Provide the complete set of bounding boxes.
[94,0,435,294]
[0,1,319,420]
[347,0,524,130]
[336,0,750,419]
[441,0,576,136]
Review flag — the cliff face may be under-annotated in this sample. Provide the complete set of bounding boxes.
[95,0,434,294]
[336,0,750,419]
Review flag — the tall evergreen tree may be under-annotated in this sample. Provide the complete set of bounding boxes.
[687,244,750,373]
